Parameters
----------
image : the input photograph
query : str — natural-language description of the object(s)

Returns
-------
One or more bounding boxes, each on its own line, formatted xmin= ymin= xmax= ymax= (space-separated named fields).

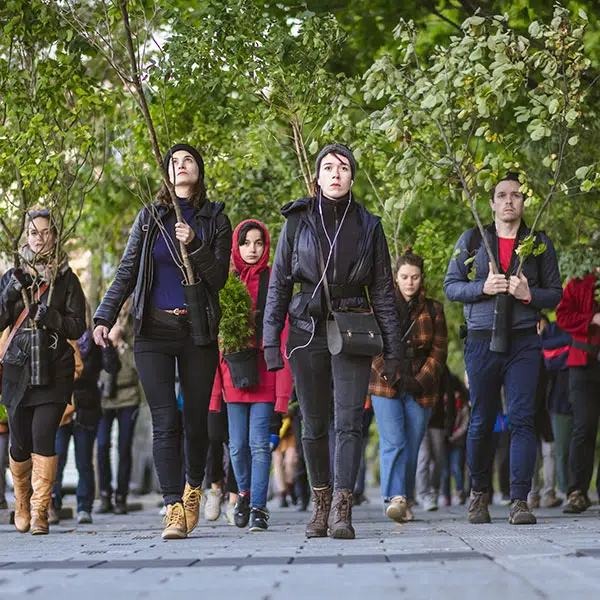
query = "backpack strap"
xmin=254 ymin=269 xmax=270 ymax=347
xmin=426 ymin=298 xmax=437 ymax=324
xmin=286 ymin=212 xmax=302 ymax=249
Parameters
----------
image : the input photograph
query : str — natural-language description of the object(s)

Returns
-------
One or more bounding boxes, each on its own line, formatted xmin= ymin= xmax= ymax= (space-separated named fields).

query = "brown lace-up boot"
xmin=305 ymin=486 xmax=332 ymax=538
xmin=30 ymin=454 xmax=59 ymax=535
xmin=9 ymin=456 xmax=33 ymax=533
xmin=329 ymin=489 xmax=355 ymax=540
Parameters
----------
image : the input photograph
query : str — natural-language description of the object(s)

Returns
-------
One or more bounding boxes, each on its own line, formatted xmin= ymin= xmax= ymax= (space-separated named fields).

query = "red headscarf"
xmin=231 ymin=220 xmax=270 ymax=309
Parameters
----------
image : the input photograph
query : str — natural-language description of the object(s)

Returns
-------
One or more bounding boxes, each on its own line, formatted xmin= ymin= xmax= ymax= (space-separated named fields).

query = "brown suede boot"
xmin=9 ymin=456 xmax=33 ymax=533
xmin=30 ymin=454 xmax=58 ymax=535
xmin=329 ymin=489 xmax=355 ymax=540
xmin=305 ymin=486 xmax=332 ymax=538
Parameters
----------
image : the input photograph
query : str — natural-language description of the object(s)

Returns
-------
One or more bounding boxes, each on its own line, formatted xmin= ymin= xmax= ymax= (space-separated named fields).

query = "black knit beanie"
xmin=315 ymin=143 xmax=356 ymax=179
xmin=163 ymin=144 xmax=205 ymax=181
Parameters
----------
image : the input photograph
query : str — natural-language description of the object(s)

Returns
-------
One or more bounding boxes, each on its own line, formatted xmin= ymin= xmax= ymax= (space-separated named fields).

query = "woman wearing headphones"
xmin=263 ymin=143 xmax=402 ymax=539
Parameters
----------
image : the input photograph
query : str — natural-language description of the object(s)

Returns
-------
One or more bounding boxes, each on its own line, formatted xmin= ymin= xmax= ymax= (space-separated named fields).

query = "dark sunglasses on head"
xmin=27 ymin=209 xmax=51 ymax=219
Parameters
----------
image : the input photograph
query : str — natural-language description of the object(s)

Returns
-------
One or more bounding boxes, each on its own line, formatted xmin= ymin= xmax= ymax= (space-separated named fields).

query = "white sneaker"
xmin=77 ymin=511 xmax=92 ymax=524
xmin=159 ymin=505 xmax=167 ymax=516
xmin=204 ymin=488 xmax=223 ymax=521
xmin=424 ymin=495 xmax=438 ymax=512
xmin=386 ymin=495 xmax=408 ymax=523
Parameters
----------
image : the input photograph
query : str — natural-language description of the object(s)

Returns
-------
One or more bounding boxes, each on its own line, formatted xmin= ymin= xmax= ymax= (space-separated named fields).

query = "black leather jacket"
xmin=263 ymin=196 xmax=402 ymax=359
xmin=0 ymin=266 xmax=86 ymax=407
xmin=94 ymin=201 xmax=232 ymax=337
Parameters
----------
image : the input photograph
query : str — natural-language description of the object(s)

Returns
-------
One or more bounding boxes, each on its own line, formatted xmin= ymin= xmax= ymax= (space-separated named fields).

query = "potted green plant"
xmin=218 ymin=273 xmax=260 ymax=389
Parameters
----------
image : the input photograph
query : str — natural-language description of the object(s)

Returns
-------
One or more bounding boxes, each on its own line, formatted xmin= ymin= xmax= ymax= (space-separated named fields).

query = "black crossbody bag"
xmin=315 ymin=244 xmax=383 ymax=357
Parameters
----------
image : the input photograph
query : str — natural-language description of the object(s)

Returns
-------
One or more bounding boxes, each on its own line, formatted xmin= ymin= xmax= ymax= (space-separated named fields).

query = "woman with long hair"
xmin=93 ymin=144 xmax=232 ymax=539
xmin=263 ymin=143 xmax=402 ymax=539
xmin=0 ymin=208 xmax=86 ymax=535
xmin=210 ymin=220 xmax=292 ymax=532
xmin=369 ymin=249 xmax=448 ymax=523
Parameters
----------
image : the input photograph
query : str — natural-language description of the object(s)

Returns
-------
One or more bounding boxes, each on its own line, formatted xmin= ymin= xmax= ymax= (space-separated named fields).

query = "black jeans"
xmin=204 ymin=406 xmax=237 ymax=494
xmin=135 ymin=310 xmax=218 ymax=505
xmin=8 ymin=403 xmax=66 ymax=462
xmin=568 ymin=363 xmax=600 ymax=495
xmin=288 ymin=329 xmax=372 ymax=491
xmin=97 ymin=406 xmax=139 ymax=498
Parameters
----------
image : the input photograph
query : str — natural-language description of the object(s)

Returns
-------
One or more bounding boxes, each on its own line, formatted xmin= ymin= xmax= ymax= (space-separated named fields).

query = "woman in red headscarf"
xmin=210 ymin=220 xmax=292 ymax=532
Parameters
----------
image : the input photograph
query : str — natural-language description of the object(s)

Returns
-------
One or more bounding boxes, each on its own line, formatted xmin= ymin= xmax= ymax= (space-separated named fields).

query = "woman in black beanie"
xmin=93 ymin=144 xmax=232 ymax=539
xmin=263 ymin=143 xmax=402 ymax=539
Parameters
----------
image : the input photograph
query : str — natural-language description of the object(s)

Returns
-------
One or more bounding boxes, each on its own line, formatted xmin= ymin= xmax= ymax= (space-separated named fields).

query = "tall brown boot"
xmin=9 ymin=456 xmax=33 ymax=533
xmin=30 ymin=454 xmax=58 ymax=535
xmin=329 ymin=489 xmax=355 ymax=540
xmin=305 ymin=486 xmax=332 ymax=538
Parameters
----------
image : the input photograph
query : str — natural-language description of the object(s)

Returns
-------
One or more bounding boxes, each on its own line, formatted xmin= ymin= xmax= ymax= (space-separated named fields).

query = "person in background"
xmin=556 ymin=267 xmax=600 ymax=514
xmin=97 ymin=306 xmax=140 ymax=515
xmin=540 ymin=318 xmax=572 ymax=501
xmin=53 ymin=309 xmax=120 ymax=525
xmin=441 ymin=371 xmax=469 ymax=506
xmin=272 ymin=411 xmax=298 ymax=508
xmin=528 ymin=314 xmax=562 ymax=509
xmin=417 ymin=366 xmax=456 ymax=511
xmin=202 ymin=406 xmax=238 ymax=524
xmin=370 ymin=249 xmax=448 ymax=524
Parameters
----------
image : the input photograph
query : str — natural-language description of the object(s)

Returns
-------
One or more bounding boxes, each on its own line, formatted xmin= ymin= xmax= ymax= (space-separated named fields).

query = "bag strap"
xmin=0 ymin=282 xmax=49 ymax=363
xmin=254 ymin=268 xmax=270 ymax=347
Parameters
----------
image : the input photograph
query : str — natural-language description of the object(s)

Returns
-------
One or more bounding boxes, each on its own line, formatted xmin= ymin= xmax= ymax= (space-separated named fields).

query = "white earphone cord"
xmin=285 ymin=189 xmax=352 ymax=359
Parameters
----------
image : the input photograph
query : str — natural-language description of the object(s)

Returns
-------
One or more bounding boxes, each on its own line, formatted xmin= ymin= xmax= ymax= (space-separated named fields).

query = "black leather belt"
xmin=300 ymin=283 xmax=365 ymax=299
xmin=467 ymin=326 xmax=537 ymax=340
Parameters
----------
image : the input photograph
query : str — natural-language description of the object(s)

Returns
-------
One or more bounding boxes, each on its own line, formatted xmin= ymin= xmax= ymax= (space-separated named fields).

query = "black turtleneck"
xmin=316 ymin=193 xmax=361 ymax=283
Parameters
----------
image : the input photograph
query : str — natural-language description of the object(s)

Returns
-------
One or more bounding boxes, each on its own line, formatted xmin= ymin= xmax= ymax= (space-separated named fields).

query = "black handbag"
xmin=316 ymin=237 xmax=383 ymax=357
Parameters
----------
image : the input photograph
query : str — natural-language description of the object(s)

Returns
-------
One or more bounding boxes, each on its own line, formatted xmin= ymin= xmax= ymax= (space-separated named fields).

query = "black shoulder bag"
xmin=316 ymin=244 xmax=383 ymax=357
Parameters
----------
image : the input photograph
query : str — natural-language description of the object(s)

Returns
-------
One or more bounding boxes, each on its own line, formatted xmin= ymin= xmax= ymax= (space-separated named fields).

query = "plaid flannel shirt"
xmin=369 ymin=291 xmax=448 ymax=408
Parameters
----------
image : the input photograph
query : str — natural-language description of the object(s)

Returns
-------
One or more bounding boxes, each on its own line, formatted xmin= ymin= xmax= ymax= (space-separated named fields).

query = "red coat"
xmin=210 ymin=219 xmax=293 ymax=414
xmin=556 ymin=273 xmax=599 ymax=367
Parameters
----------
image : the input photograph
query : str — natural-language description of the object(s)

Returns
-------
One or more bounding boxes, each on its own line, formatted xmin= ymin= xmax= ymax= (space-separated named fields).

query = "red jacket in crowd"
xmin=210 ymin=219 xmax=292 ymax=414
xmin=556 ymin=272 xmax=600 ymax=367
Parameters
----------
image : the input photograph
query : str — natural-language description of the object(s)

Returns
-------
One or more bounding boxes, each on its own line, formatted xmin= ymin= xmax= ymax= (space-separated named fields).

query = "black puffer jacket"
xmin=0 ymin=267 xmax=86 ymax=407
xmin=263 ymin=196 xmax=401 ymax=359
xmin=94 ymin=200 xmax=232 ymax=336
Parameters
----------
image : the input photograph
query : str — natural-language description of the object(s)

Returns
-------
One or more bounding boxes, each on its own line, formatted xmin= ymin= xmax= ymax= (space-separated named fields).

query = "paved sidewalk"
xmin=1 ymin=496 xmax=600 ymax=599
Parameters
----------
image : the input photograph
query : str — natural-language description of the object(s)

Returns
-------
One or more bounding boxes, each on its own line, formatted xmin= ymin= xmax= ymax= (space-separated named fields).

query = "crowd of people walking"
xmin=1 ymin=142 xmax=599 ymax=541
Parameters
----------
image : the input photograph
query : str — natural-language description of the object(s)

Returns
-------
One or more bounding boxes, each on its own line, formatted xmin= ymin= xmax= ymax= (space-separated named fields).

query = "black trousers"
xmin=568 ymin=363 xmax=600 ymax=495
xmin=204 ymin=406 xmax=237 ymax=494
xmin=8 ymin=402 xmax=66 ymax=461
xmin=135 ymin=310 xmax=218 ymax=506
xmin=288 ymin=330 xmax=372 ymax=491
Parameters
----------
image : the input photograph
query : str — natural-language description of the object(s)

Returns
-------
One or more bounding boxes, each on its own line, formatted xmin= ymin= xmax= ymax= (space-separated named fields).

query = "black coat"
xmin=93 ymin=201 xmax=232 ymax=336
xmin=73 ymin=333 xmax=121 ymax=429
xmin=0 ymin=266 xmax=86 ymax=408
xmin=263 ymin=196 xmax=402 ymax=359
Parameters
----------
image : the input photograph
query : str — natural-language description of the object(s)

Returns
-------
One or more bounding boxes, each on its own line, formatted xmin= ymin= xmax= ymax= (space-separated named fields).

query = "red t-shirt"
xmin=498 ymin=237 xmax=516 ymax=273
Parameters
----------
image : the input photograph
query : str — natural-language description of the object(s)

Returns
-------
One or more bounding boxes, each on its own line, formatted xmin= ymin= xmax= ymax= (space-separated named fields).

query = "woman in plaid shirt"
xmin=370 ymin=249 xmax=448 ymax=523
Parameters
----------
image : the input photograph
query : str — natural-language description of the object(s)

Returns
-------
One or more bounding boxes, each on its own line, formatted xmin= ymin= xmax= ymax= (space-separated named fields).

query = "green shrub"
xmin=218 ymin=273 xmax=255 ymax=354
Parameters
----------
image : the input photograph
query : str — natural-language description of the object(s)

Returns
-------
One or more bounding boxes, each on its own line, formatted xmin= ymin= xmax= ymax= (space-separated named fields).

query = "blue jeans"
xmin=371 ymin=393 xmax=431 ymax=501
xmin=227 ymin=402 xmax=273 ymax=509
xmin=442 ymin=445 xmax=465 ymax=497
xmin=465 ymin=334 xmax=541 ymax=500
xmin=97 ymin=406 xmax=139 ymax=497
xmin=53 ymin=422 xmax=97 ymax=513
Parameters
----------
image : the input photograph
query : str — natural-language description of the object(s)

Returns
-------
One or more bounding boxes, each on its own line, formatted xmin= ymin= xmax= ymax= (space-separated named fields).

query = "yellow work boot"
xmin=30 ymin=454 xmax=58 ymax=535
xmin=162 ymin=502 xmax=187 ymax=540
xmin=182 ymin=483 xmax=203 ymax=534
xmin=9 ymin=456 xmax=32 ymax=533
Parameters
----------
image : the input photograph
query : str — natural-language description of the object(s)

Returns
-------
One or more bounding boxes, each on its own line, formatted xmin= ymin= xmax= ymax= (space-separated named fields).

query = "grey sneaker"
xmin=508 ymin=500 xmax=537 ymax=525
xmin=77 ymin=511 xmax=93 ymax=524
xmin=467 ymin=490 xmax=491 ymax=524
xmin=204 ymin=488 xmax=223 ymax=522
